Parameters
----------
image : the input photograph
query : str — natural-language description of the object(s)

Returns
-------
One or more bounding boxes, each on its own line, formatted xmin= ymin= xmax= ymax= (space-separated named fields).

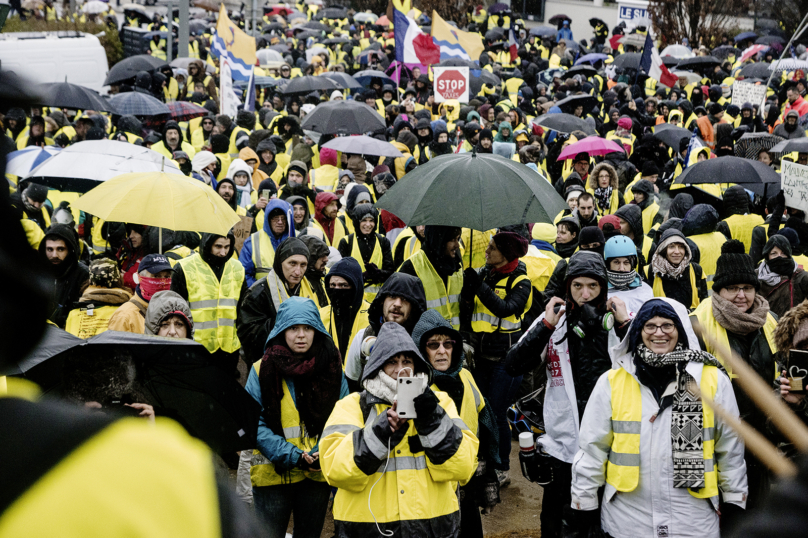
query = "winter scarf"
xmin=607 ymin=269 xmax=639 ymax=291
xmin=266 ymin=269 xmax=298 ymax=312
xmin=363 ymin=371 xmax=428 ymax=405
xmin=593 ymin=186 xmax=613 ymax=213
xmin=758 ymin=256 xmax=797 ymax=287
xmin=635 ymin=342 xmax=722 ymax=489
xmin=259 ymin=339 xmax=343 ymax=438
xmin=711 ymin=293 xmax=769 ymax=335
xmin=236 ymin=184 xmax=252 ymax=208
xmin=651 ymin=237 xmax=692 ymax=280
xmin=556 ymin=239 xmax=578 ymax=259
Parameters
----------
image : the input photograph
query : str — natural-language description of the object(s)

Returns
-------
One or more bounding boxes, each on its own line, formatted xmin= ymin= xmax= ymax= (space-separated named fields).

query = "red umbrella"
xmin=377 ymin=14 xmax=390 ymax=26
xmin=168 ymin=101 xmax=208 ymax=122
xmin=557 ymin=137 xmax=626 ymax=160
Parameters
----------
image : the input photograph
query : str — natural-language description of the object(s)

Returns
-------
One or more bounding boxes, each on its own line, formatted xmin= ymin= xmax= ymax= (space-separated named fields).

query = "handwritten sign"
xmin=782 ymin=160 xmax=808 ymax=214
xmin=732 ymin=81 xmax=767 ymax=109
xmin=232 ymin=216 xmax=254 ymax=254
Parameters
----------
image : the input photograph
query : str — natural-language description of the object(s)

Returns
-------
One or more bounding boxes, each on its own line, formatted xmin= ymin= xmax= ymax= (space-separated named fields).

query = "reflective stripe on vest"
xmin=606 ymin=366 xmax=719 ymax=498
xmin=692 ymin=297 xmax=778 ymax=379
xmin=350 ymin=233 xmax=383 ymax=304
xmin=250 ymin=368 xmax=324 ymax=487
xmin=179 ymin=254 xmax=244 ymax=353
xmin=251 ymin=230 xmax=276 ymax=280
xmin=470 ymin=273 xmax=531 ymax=333
xmin=310 ymin=166 xmax=338 ymax=192
xmin=652 ymin=264 xmax=700 ymax=309
xmin=409 ymin=250 xmax=462 ymax=329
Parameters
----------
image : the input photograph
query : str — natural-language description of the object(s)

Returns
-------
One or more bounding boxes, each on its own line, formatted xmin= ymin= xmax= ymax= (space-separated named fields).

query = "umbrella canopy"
xmin=354 ymin=12 xmax=378 ymax=22
xmin=302 ymin=20 xmax=331 ymax=31
xmin=320 ymin=71 xmax=363 ymax=89
xmin=654 ymin=123 xmax=695 ymax=148
xmin=554 ymin=94 xmax=597 ymax=115
xmin=82 ymin=0 xmax=108 ymax=14
xmin=770 ymin=138 xmax=808 ymax=154
xmin=735 ymin=132 xmax=784 ymax=159
xmin=323 ymin=135 xmax=402 ymax=157
xmin=561 ymin=64 xmax=596 ymax=79
xmin=674 ymin=156 xmax=780 ymax=187
xmin=37 ymin=81 xmax=115 ymax=113
xmin=170 ymin=57 xmax=216 ymax=74
xmin=770 ymin=59 xmax=808 ymax=73
xmin=167 ymin=101 xmax=208 ymax=122
xmin=738 ymin=62 xmax=771 ymax=78
xmin=188 ymin=19 xmax=210 ymax=35
xmin=661 ymin=44 xmax=693 ymax=58
xmin=575 ymin=53 xmax=607 ymax=65
xmin=735 ymin=31 xmax=758 ymax=43
xmin=256 ymin=48 xmax=285 ymax=63
xmin=485 ymin=28 xmax=505 ymax=41
xmin=561 ymin=39 xmax=585 ymax=52
xmin=712 ymin=45 xmax=741 ymax=60
xmin=589 ymin=17 xmax=606 ymax=27
xmin=548 ymin=14 xmax=571 ymax=24
xmin=611 ymin=52 xmax=641 ymax=70
xmin=619 ymin=34 xmax=647 ymax=49
xmin=670 ymin=70 xmax=703 ymax=84
xmin=375 ymin=152 xmax=567 ymax=230
xmin=676 ymin=55 xmax=720 ymax=71
xmin=74 ymin=171 xmax=240 ymax=236
xmin=5 ymin=146 xmax=61 ymax=177
xmin=25 ymin=140 xmax=183 ymax=193
xmin=376 ymin=14 xmax=390 ymax=26
xmin=757 ymin=35 xmax=785 ymax=45
xmin=109 ymin=91 xmax=170 ymax=117
xmin=104 ymin=55 xmax=167 ymax=86
xmin=279 ymin=75 xmax=338 ymax=95
xmin=558 ymin=137 xmax=625 ymax=160
xmin=353 ymin=69 xmax=395 ymax=87
xmin=529 ymin=26 xmax=557 ymax=38
xmin=469 ymin=69 xmax=501 ymax=94
xmin=488 ymin=3 xmax=510 ymax=13
xmin=262 ymin=21 xmax=287 ymax=32
xmin=319 ymin=6 xmax=348 ymax=19
xmin=662 ymin=56 xmax=680 ymax=67
xmin=300 ymin=100 xmax=386 ymax=135
xmin=534 ymin=113 xmax=597 ymax=135
xmin=739 ymin=44 xmax=767 ymax=63
xmin=438 ymin=58 xmax=478 ymax=67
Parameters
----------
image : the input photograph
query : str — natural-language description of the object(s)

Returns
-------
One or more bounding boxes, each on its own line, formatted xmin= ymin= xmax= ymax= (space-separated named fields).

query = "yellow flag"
xmin=431 ymin=10 xmax=484 ymax=62
xmin=212 ymin=4 xmax=256 ymax=80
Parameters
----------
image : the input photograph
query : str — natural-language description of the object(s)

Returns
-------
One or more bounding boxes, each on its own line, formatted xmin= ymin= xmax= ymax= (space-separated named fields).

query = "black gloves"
xmin=463 ymin=267 xmax=480 ymax=291
xmin=720 ymin=502 xmax=745 ymax=535
xmin=364 ymin=263 xmax=382 ymax=284
xmin=561 ymin=506 xmax=599 ymax=538
xmin=413 ymin=388 xmax=440 ymax=419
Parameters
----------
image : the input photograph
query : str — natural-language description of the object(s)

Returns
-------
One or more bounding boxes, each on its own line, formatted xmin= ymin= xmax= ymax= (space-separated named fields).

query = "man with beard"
xmin=39 ymin=224 xmax=89 ymax=327
xmin=215 ymin=177 xmax=248 ymax=217
xmin=774 ymin=110 xmax=806 ymax=139
xmin=298 ymin=235 xmax=331 ymax=308
xmin=398 ymin=226 xmax=464 ymax=330
xmin=475 ymin=128 xmax=494 ymax=153
xmin=414 ymin=118 xmax=433 ymax=164
xmin=278 ymin=160 xmax=317 ymax=211
xmin=11 ymin=182 xmax=52 ymax=231
xmin=574 ymin=193 xmax=599 ymax=228
xmin=429 ymin=122 xmax=455 ymax=157
xmin=313 ymin=192 xmax=348 ymax=248
xmin=151 ymin=121 xmax=196 ymax=160
xmin=16 ymin=116 xmax=53 ymax=149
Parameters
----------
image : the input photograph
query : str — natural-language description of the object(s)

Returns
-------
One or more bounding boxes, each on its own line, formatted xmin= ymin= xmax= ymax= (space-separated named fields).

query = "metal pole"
xmin=763 ymin=11 xmax=808 ymax=103
xmin=178 ymin=0 xmax=189 ymax=58
xmin=166 ymin=0 xmax=174 ymax=63
xmin=251 ymin=0 xmax=258 ymax=36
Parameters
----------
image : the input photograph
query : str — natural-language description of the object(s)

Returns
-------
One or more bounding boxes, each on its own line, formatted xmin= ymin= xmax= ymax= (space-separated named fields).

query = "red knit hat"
xmin=492 ymin=231 xmax=529 ymax=261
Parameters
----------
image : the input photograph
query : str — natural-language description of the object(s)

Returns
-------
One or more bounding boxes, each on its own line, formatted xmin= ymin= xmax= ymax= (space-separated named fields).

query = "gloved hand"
xmin=719 ymin=502 xmax=745 ymax=534
xmin=413 ymin=387 xmax=440 ymax=418
xmin=561 ymin=506 xmax=599 ymax=538
xmin=463 ymin=267 xmax=480 ymax=291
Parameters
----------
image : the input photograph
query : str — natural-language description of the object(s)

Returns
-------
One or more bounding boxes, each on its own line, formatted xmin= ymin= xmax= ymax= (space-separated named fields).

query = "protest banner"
xmin=782 ymin=160 xmax=808 ymax=214
xmin=732 ymin=81 xmax=767 ymax=109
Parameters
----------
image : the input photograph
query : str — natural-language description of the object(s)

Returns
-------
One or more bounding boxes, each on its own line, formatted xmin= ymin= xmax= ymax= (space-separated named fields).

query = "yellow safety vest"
xmin=652 ymin=264 xmax=700 ymax=309
xmin=320 ymin=301 xmax=371 ymax=359
xmin=432 ymin=368 xmax=484 ymax=437
xmin=150 ymin=39 xmax=167 ymax=60
xmin=606 ymin=366 xmax=719 ymax=499
xmin=186 ymin=75 xmax=214 ymax=97
xmin=606 ymin=132 xmax=634 ymax=156
xmin=250 ymin=230 xmax=277 ymax=280
xmin=165 ymin=245 xmax=195 ymax=266
xmin=641 ymin=203 xmax=660 ymax=235
xmin=90 ymin=216 xmax=108 ymax=255
xmin=164 ymin=77 xmax=179 ymax=102
xmin=722 ymin=214 xmax=764 ymax=253
xmin=688 ymin=232 xmax=728 ymax=282
xmin=471 ymin=273 xmax=532 ymax=333
xmin=349 ymin=233 xmax=383 ymax=303
xmin=310 ymin=165 xmax=339 ymax=192
xmin=228 ymin=126 xmax=251 ymax=158
xmin=249 ymin=363 xmax=325 ymax=487
xmin=409 ymin=250 xmax=463 ymax=329
xmin=179 ymin=254 xmax=244 ymax=354
xmin=189 ymin=40 xmax=200 ymax=59
xmin=585 ymin=186 xmax=620 ymax=215
xmin=64 ymin=304 xmax=120 ymax=338
xmin=692 ymin=297 xmax=778 ymax=379
xmin=461 ymin=228 xmax=496 ymax=270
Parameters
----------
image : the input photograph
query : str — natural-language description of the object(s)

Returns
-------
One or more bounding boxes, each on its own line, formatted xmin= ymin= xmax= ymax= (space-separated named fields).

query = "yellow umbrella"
xmin=73 ymin=172 xmax=240 ymax=251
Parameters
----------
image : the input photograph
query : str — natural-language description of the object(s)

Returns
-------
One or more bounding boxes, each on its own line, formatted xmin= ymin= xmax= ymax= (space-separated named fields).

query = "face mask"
xmin=138 ymin=276 xmax=171 ymax=301
xmin=768 ymin=256 xmax=795 ymax=276
xmin=180 ymin=162 xmax=193 ymax=176
xmin=327 ymin=287 xmax=354 ymax=308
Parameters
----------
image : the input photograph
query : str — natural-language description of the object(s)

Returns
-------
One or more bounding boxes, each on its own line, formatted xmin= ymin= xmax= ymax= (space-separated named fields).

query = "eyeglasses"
xmin=725 ymin=285 xmax=755 ymax=294
xmin=642 ymin=322 xmax=676 ymax=334
xmin=425 ymin=340 xmax=455 ymax=351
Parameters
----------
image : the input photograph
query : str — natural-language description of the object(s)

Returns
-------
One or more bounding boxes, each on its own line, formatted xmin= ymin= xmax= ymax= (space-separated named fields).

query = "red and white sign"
xmin=433 ymin=66 xmax=469 ymax=103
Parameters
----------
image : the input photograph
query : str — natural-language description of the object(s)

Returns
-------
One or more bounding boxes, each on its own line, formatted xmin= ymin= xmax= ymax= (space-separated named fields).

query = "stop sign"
xmin=435 ymin=67 xmax=468 ymax=102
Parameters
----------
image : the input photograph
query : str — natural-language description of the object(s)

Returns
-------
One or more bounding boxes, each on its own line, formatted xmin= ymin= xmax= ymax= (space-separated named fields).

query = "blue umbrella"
xmin=109 ymin=91 xmax=170 ymax=117
xmin=529 ymin=26 xmax=557 ymax=38
xmin=575 ymin=53 xmax=608 ymax=65
xmin=353 ymin=69 xmax=395 ymax=87
xmin=734 ymin=31 xmax=757 ymax=43
xmin=5 ymin=146 xmax=61 ymax=177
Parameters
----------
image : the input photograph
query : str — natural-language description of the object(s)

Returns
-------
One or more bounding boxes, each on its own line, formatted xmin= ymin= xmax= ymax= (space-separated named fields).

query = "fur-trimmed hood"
xmin=589 ymin=162 xmax=619 ymax=190
xmin=774 ymin=299 xmax=808 ymax=352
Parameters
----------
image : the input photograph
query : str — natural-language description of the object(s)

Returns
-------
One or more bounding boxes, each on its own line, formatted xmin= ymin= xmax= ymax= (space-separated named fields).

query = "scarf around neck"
xmin=651 ymin=238 xmax=691 ymax=280
xmin=607 ymin=269 xmax=640 ymax=291
xmin=593 ymin=186 xmax=613 ymax=212
xmin=711 ymin=293 xmax=769 ymax=336
xmin=363 ymin=371 xmax=428 ymax=405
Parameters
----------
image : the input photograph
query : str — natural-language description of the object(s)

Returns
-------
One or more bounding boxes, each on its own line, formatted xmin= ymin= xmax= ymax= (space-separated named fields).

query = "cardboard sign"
xmin=232 ymin=216 xmax=254 ymax=254
xmin=433 ymin=66 xmax=469 ymax=103
xmin=732 ymin=81 xmax=767 ymax=109
xmin=782 ymin=160 xmax=808 ymax=215
xmin=788 ymin=350 xmax=808 ymax=393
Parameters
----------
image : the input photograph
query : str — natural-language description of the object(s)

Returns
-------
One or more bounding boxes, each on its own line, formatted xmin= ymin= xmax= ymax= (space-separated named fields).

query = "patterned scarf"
xmin=593 ymin=186 xmax=613 ymax=213
xmin=607 ymin=269 xmax=639 ymax=291
xmin=635 ymin=342 xmax=722 ymax=489
xmin=651 ymin=236 xmax=691 ymax=280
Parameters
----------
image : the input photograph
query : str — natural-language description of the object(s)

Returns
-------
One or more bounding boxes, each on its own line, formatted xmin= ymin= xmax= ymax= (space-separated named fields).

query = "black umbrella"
xmin=321 ymin=71 xmax=363 ymax=89
xmin=655 ymin=123 xmax=695 ymax=148
xmin=295 ymin=30 xmax=322 ymax=40
xmin=300 ymin=99 xmax=386 ymax=135
xmin=104 ymin=54 xmax=168 ymax=86
xmin=188 ymin=19 xmax=210 ymax=35
xmin=268 ymin=43 xmax=291 ymax=52
xmin=353 ymin=69 xmax=395 ymax=87
xmin=589 ymin=17 xmax=606 ymax=27
xmin=485 ymin=28 xmax=505 ymax=41
xmin=555 ymin=94 xmax=597 ymax=115
xmin=738 ymin=62 xmax=772 ymax=79
xmin=661 ymin=56 xmax=680 ymax=67
xmin=534 ymin=113 xmax=597 ymax=135
xmin=322 ymin=36 xmax=349 ymax=45
xmin=712 ymin=45 xmax=741 ymax=60
xmin=302 ymin=20 xmax=331 ymax=31
xmin=756 ymin=35 xmax=785 ymax=45
xmin=438 ymin=58 xmax=478 ymax=67
xmin=318 ymin=6 xmax=347 ymax=19
xmin=676 ymin=55 xmax=721 ymax=71
xmin=488 ymin=3 xmax=510 ymax=13
xmin=263 ymin=22 xmax=286 ymax=32
xmin=770 ymin=138 xmax=808 ymax=155
xmin=735 ymin=132 xmax=784 ymax=159
xmin=548 ymin=14 xmax=571 ymax=24
xmin=278 ymin=75 xmax=339 ymax=95
xmin=37 ymin=82 xmax=116 ymax=113
xmin=2 ymin=327 xmax=261 ymax=454
xmin=674 ymin=156 xmax=780 ymax=188
xmin=529 ymin=26 xmax=557 ymax=38
xmin=469 ymin=69 xmax=501 ymax=94
xmin=561 ymin=64 xmax=597 ymax=79
xmin=611 ymin=52 xmax=641 ymax=70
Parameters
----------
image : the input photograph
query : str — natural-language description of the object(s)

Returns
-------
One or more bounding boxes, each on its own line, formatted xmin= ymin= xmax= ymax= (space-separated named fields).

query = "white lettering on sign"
xmin=782 ymin=160 xmax=808 ymax=215
xmin=432 ymin=66 xmax=469 ymax=104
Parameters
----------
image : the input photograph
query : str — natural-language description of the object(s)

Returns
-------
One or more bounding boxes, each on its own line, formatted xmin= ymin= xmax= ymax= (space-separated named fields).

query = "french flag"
xmin=508 ymin=27 xmax=518 ymax=63
xmin=639 ymin=34 xmax=677 ymax=88
xmin=394 ymin=8 xmax=440 ymax=65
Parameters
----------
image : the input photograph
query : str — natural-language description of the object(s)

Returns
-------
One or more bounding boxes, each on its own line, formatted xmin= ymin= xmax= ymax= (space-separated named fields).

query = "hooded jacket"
xmin=188 ymin=59 xmax=217 ymax=98
xmin=429 ymin=121 xmax=454 ymax=157
xmin=143 ymin=290 xmax=195 ymax=338
xmin=286 ymin=195 xmax=312 ymax=233
xmin=758 ymin=235 xmax=808 ymax=317
xmin=774 ymin=110 xmax=808 ymax=140
xmin=647 ymin=228 xmax=708 ymax=309
xmin=40 ymin=224 xmax=89 ymax=327
xmin=238 ymin=146 xmax=270 ymax=189
xmin=255 ymin=137 xmax=280 ymax=179
xmin=321 ymin=257 xmax=368 ymax=358
xmin=225 ymin=159 xmax=255 ymax=208
xmin=238 ymin=199 xmax=296 ymax=287
xmin=338 ymin=205 xmax=394 ymax=285
xmin=614 ymin=203 xmax=645 ymax=253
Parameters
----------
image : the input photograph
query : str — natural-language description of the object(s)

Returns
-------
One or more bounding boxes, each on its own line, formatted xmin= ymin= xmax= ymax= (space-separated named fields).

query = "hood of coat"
xmin=286 ymin=195 xmax=312 ymax=232
xmin=315 ymin=191 xmax=340 ymax=221
xmin=630 ymin=179 xmax=655 ymax=207
xmin=266 ymin=295 xmax=330 ymax=350
xmin=682 ymin=203 xmax=719 ymax=237
xmin=774 ymin=298 xmax=808 ymax=352
xmin=346 ymin=184 xmax=373 ymax=216
xmin=226 ymin=158 xmax=254 ymax=182
xmin=367 ymin=272 xmax=427 ymax=335
xmin=162 ymin=120 xmax=185 ymax=144
xmin=668 ymin=193 xmax=694 ymax=220
xmin=263 ymin=198 xmax=295 ymax=241
xmin=238 ymin=147 xmax=261 ymax=170
xmin=361 ymin=321 xmax=431 ymax=384
xmin=256 ymin=137 xmax=277 ymax=156
xmin=350 ymin=203 xmax=379 ymax=236
xmin=565 ymin=250 xmax=608 ymax=304
xmin=722 ymin=185 xmax=749 ymax=217
xmin=39 ymin=223 xmax=80 ymax=271
xmin=589 ymin=162 xmax=619 ymax=190
xmin=325 ymin=256 xmax=364 ymax=311
xmin=411 ymin=309 xmax=463 ymax=375
xmin=199 ymin=230 xmax=236 ymax=267
xmin=188 ymin=59 xmax=207 ymax=81
xmin=144 ymin=290 xmax=195 ymax=338
xmin=615 ymin=203 xmax=643 ymax=240
xmin=117 ymin=115 xmax=143 ymax=137
xmin=271 ymin=236 xmax=309 ymax=282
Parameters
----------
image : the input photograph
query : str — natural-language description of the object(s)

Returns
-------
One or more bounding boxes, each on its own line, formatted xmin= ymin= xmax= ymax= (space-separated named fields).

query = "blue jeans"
xmin=473 ymin=357 xmax=523 ymax=471
xmin=253 ymin=479 xmax=332 ymax=538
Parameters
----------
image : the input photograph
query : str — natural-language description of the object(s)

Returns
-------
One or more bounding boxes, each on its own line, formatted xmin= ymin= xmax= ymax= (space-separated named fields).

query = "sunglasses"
xmin=425 ymin=340 xmax=455 ymax=351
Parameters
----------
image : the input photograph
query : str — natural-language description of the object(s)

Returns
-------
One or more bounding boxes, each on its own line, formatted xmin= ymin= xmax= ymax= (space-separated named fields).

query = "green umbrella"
xmin=374 ymin=152 xmax=567 ymax=231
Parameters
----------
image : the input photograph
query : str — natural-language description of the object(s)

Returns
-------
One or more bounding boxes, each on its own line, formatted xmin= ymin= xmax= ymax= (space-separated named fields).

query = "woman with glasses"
xmin=412 ymin=309 xmax=501 ymax=538
xmin=568 ymin=298 xmax=747 ymax=538
xmin=690 ymin=239 xmax=778 ymax=510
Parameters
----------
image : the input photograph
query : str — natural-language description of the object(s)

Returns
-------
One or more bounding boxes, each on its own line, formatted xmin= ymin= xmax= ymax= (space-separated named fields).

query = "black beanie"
xmin=712 ymin=239 xmax=759 ymax=292
xmin=578 ymin=226 xmax=605 ymax=247
xmin=641 ymin=161 xmax=659 ymax=176
xmin=210 ymin=134 xmax=230 ymax=154
xmin=24 ymin=182 xmax=49 ymax=203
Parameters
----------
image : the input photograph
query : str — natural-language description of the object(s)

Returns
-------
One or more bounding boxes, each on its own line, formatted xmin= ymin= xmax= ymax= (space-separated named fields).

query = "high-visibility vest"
xmin=722 ymin=214 xmax=764 ymax=253
xmin=189 ymin=40 xmax=200 ymax=59
xmin=320 ymin=301 xmax=370 ymax=358
xmin=605 ymin=366 xmax=719 ymax=499
xmin=228 ymin=126 xmax=251 ymax=158
xmin=585 ymin=186 xmax=620 ymax=215
xmin=179 ymin=254 xmax=244 ymax=354
xmin=348 ymin=233 xmax=383 ymax=303
xmin=431 ymin=368 xmax=484 ymax=437
xmin=692 ymin=297 xmax=778 ymax=379
xmin=186 ymin=75 xmax=213 ymax=97
xmin=606 ymin=132 xmax=634 ymax=156
xmin=164 ymin=77 xmax=179 ymax=102
xmin=90 ymin=217 xmax=108 ymax=255
xmin=313 ymin=215 xmax=348 ymax=248
xmin=460 ymin=228 xmax=495 ymax=270
xmin=150 ymin=39 xmax=167 ymax=60
xmin=470 ymin=272 xmax=532 ymax=333
xmin=64 ymin=304 xmax=120 ymax=338
xmin=23 ymin=206 xmax=51 ymax=229
xmin=250 ymin=230 xmax=277 ymax=281
xmin=688 ymin=232 xmax=728 ymax=282
xmin=409 ymin=250 xmax=463 ymax=329
xmin=310 ymin=165 xmax=339 ymax=192
xmin=249 ymin=362 xmax=325 ymax=487
xmin=165 ymin=245 xmax=195 ymax=266
xmin=651 ymin=264 xmax=700 ymax=309
xmin=641 ymin=202 xmax=660 ymax=234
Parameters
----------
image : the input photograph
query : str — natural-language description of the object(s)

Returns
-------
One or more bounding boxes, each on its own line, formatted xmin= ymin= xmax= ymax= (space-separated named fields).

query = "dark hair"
xmin=557 ymin=222 xmax=576 ymax=236
xmin=578 ymin=192 xmax=595 ymax=204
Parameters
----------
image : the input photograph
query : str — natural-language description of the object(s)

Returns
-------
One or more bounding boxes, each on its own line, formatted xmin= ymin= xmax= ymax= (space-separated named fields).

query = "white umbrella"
xmin=323 ymin=135 xmax=403 ymax=157
xmin=82 ymin=0 xmax=109 ymax=14
xmin=354 ymin=12 xmax=378 ymax=23
xmin=5 ymin=146 xmax=61 ymax=177
xmin=661 ymin=44 xmax=693 ymax=59
xmin=26 ymin=140 xmax=182 ymax=193
xmin=256 ymin=48 xmax=285 ymax=64
xmin=671 ymin=70 xmax=702 ymax=84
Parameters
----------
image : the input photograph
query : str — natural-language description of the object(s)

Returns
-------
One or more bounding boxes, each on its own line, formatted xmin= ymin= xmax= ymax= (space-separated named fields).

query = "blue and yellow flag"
xmin=431 ymin=10 xmax=484 ymax=62
xmin=210 ymin=4 xmax=256 ymax=81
